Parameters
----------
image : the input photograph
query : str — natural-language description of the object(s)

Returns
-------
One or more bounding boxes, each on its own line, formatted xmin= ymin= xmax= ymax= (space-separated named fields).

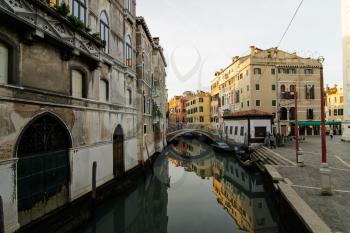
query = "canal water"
xmin=76 ymin=137 xmax=281 ymax=233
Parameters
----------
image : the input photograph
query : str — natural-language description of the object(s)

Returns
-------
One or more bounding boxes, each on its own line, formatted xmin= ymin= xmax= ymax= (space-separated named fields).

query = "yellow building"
xmin=210 ymin=73 xmax=221 ymax=129
xmin=326 ymin=85 xmax=344 ymax=134
xmin=186 ymin=91 xmax=211 ymax=128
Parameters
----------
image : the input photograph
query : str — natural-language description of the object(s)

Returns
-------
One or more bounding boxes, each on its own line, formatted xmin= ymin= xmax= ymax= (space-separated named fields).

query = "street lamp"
xmin=318 ymin=56 xmax=332 ymax=195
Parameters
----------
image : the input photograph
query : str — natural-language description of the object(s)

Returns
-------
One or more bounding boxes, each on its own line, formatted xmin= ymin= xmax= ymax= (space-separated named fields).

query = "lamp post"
xmin=318 ymin=56 xmax=332 ymax=195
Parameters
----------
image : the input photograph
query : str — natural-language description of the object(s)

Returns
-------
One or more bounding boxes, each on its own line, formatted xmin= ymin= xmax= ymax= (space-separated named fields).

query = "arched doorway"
xmin=113 ymin=125 xmax=125 ymax=176
xmin=16 ymin=113 xmax=71 ymax=226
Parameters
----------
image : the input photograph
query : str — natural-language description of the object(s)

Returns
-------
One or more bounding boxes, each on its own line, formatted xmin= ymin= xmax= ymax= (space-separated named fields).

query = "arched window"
xmin=281 ymin=85 xmax=286 ymax=92
xmin=126 ymin=35 xmax=132 ymax=67
xmin=0 ymin=41 xmax=8 ymax=84
xmin=279 ymin=107 xmax=288 ymax=121
xmin=99 ymin=79 xmax=109 ymax=102
xmin=290 ymin=84 xmax=296 ymax=93
xmin=100 ymin=11 xmax=109 ymax=53
xmin=72 ymin=0 xmax=86 ymax=24
xmin=289 ymin=107 xmax=295 ymax=121
xmin=71 ymin=69 xmax=86 ymax=98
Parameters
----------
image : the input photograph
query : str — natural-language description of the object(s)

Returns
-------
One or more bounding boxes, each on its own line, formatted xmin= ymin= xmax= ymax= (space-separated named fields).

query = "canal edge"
xmin=262 ymin=164 xmax=332 ymax=233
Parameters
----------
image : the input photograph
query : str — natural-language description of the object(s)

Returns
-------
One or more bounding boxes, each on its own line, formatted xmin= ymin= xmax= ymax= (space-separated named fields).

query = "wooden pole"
xmin=92 ymin=162 xmax=97 ymax=202
xmin=295 ymin=91 xmax=299 ymax=163
xmin=0 ymin=195 xmax=4 ymax=233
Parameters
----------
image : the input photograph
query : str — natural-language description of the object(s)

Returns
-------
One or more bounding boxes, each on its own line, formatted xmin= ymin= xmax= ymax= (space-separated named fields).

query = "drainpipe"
xmin=0 ymin=195 xmax=4 ymax=233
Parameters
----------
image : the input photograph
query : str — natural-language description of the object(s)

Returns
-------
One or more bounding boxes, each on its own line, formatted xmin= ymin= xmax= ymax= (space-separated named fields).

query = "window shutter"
xmin=0 ymin=42 xmax=9 ymax=84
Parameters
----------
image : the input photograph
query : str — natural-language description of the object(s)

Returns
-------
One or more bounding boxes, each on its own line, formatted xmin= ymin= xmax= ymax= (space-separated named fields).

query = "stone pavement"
xmin=272 ymin=136 xmax=350 ymax=233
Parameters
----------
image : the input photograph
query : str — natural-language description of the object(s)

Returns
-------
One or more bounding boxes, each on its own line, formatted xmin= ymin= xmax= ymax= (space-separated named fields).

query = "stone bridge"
xmin=166 ymin=128 xmax=219 ymax=142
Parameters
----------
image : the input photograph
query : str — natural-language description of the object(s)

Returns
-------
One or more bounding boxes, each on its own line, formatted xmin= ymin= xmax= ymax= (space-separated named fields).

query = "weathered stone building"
xmin=0 ymin=0 xmax=167 ymax=232
xmin=136 ymin=17 xmax=167 ymax=162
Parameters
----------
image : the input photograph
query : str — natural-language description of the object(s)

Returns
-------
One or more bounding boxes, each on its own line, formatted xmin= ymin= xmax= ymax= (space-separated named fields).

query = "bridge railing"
xmin=167 ymin=123 xmax=220 ymax=136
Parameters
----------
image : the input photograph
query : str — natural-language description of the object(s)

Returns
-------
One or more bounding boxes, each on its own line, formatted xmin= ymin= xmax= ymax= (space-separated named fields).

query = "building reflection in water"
xmin=78 ymin=137 xmax=277 ymax=233
xmin=77 ymin=155 xmax=170 ymax=233
xmin=169 ymin=137 xmax=277 ymax=233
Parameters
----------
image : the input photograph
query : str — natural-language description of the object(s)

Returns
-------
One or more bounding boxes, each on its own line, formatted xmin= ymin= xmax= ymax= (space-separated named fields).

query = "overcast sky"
xmin=137 ymin=0 xmax=343 ymax=99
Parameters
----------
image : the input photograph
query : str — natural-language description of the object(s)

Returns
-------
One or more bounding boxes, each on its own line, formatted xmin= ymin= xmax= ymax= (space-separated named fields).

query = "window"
xmin=144 ymin=125 xmax=147 ymax=134
xmin=0 ymin=41 xmax=8 ymax=84
xmin=225 ymin=126 xmax=228 ymax=134
xmin=305 ymin=85 xmax=315 ymax=99
xmin=239 ymin=73 xmax=243 ymax=79
xmin=126 ymin=35 xmax=133 ymax=67
xmin=271 ymin=68 xmax=276 ymax=75
xmin=199 ymin=98 xmax=203 ymax=102
xmin=234 ymin=126 xmax=238 ymax=135
xmin=71 ymin=70 xmax=86 ymax=98
xmin=127 ymin=89 xmax=132 ymax=105
xmin=241 ymin=102 xmax=244 ymax=108
xmin=281 ymin=85 xmax=286 ymax=92
xmin=272 ymin=84 xmax=276 ymax=91
xmin=272 ymin=100 xmax=277 ymax=106
xmin=256 ymin=100 xmax=261 ymax=107
xmin=254 ymin=68 xmax=261 ymax=75
xmin=329 ymin=109 xmax=332 ymax=116
xmin=99 ymin=79 xmax=109 ymax=102
xmin=255 ymin=84 xmax=260 ymax=91
xmin=340 ymin=96 xmax=344 ymax=103
xmin=100 ymin=11 xmax=109 ymax=53
xmin=255 ymin=127 xmax=267 ymax=138
xmin=240 ymin=127 xmax=244 ymax=136
xmin=307 ymin=109 xmax=314 ymax=120
xmin=199 ymin=106 xmax=204 ymax=112
xmin=304 ymin=69 xmax=313 ymax=75
xmin=247 ymin=101 xmax=250 ymax=107
xmin=72 ymin=0 xmax=86 ymax=24
xmin=230 ymin=126 xmax=233 ymax=135
xmin=126 ymin=0 xmax=132 ymax=12
xmin=339 ymin=109 xmax=344 ymax=116
xmin=334 ymin=109 xmax=338 ymax=116
xmin=290 ymin=85 xmax=296 ymax=93
xmin=235 ymin=91 xmax=240 ymax=103
xmin=200 ymin=116 xmax=204 ymax=122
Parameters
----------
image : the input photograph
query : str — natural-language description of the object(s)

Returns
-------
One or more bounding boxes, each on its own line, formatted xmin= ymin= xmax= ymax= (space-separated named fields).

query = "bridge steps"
xmin=251 ymin=147 xmax=296 ymax=170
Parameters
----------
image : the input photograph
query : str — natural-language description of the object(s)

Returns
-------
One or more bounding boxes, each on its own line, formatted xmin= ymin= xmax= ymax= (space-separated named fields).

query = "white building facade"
xmin=342 ymin=0 xmax=350 ymax=141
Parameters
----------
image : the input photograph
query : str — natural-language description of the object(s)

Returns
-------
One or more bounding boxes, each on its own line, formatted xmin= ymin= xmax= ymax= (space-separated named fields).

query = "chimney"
xmin=153 ymin=37 xmax=160 ymax=46
xmin=232 ymin=56 xmax=239 ymax=63
xmin=250 ymin=46 xmax=256 ymax=55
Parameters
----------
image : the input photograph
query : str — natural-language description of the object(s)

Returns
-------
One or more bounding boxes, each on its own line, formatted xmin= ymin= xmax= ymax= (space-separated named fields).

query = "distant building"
xmin=326 ymin=85 xmax=344 ymax=134
xmin=211 ymin=46 xmax=322 ymax=136
xmin=186 ymin=91 xmax=211 ymax=128
xmin=210 ymin=73 xmax=221 ymax=129
xmin=168 ymin=92 xmax=193 ymax=126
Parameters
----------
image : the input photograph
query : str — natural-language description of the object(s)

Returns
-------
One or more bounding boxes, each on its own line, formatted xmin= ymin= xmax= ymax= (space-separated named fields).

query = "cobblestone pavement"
xmin=273 ymin=136 xmax=350 ymax=233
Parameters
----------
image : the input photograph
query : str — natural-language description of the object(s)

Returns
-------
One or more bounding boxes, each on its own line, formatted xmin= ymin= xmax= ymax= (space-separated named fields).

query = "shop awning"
xmin=290 ymin=121 xmax=342 ymax=126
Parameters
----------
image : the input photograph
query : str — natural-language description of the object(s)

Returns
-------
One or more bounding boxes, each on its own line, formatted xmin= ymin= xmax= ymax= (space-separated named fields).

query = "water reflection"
xmin=76 ymin=137 xmax=279 ymax=233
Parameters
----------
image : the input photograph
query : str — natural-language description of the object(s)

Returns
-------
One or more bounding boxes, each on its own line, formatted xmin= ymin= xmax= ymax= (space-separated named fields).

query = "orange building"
xmin=168 ymin=92 xmax=193 ymax=126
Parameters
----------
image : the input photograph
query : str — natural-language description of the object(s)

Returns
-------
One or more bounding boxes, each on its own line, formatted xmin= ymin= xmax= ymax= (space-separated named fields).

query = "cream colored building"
xmin=186 ymin=91 xmax=211 ymax=128
xmin=342 ymin=0 xmax=350 ymax=141
xmin=211 ymin=46 xmax=322 ymax=136
xmin=210 ymin=73 xmax=221 ymax=129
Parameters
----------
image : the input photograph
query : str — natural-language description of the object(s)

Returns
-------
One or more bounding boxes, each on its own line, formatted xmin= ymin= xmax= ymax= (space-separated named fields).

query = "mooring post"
xmin=0 ymin=195 xmax=4 ymax=233
xmin=92 ymin=162 xmax=97 ymax=203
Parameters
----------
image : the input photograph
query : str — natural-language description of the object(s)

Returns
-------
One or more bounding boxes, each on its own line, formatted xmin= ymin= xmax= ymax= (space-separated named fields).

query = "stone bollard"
xmin=0 ymin=195 xmax=4 ymax=233
xmin=297 ymin=148 xmax=305 ymax=167
xmin=320 ymin=163 xmax=332 ymax=195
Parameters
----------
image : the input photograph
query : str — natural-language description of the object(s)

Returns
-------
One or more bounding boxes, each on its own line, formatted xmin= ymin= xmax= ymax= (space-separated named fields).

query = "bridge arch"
xmin=167 ymin=129 xmax=217 ymax=142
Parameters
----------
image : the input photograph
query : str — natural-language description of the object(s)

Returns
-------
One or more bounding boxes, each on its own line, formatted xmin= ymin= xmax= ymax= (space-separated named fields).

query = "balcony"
xmin=281 ymin=92 xmax=295 ymax=100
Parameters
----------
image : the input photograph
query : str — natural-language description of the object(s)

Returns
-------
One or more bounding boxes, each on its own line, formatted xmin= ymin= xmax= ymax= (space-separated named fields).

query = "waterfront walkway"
xmin=272 ymin=136 xmax=350 ymax=233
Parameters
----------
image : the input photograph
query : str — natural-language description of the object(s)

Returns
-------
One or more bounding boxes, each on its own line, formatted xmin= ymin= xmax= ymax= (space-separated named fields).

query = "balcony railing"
xmin=281 ymin=92 xmax=295 ymax=100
